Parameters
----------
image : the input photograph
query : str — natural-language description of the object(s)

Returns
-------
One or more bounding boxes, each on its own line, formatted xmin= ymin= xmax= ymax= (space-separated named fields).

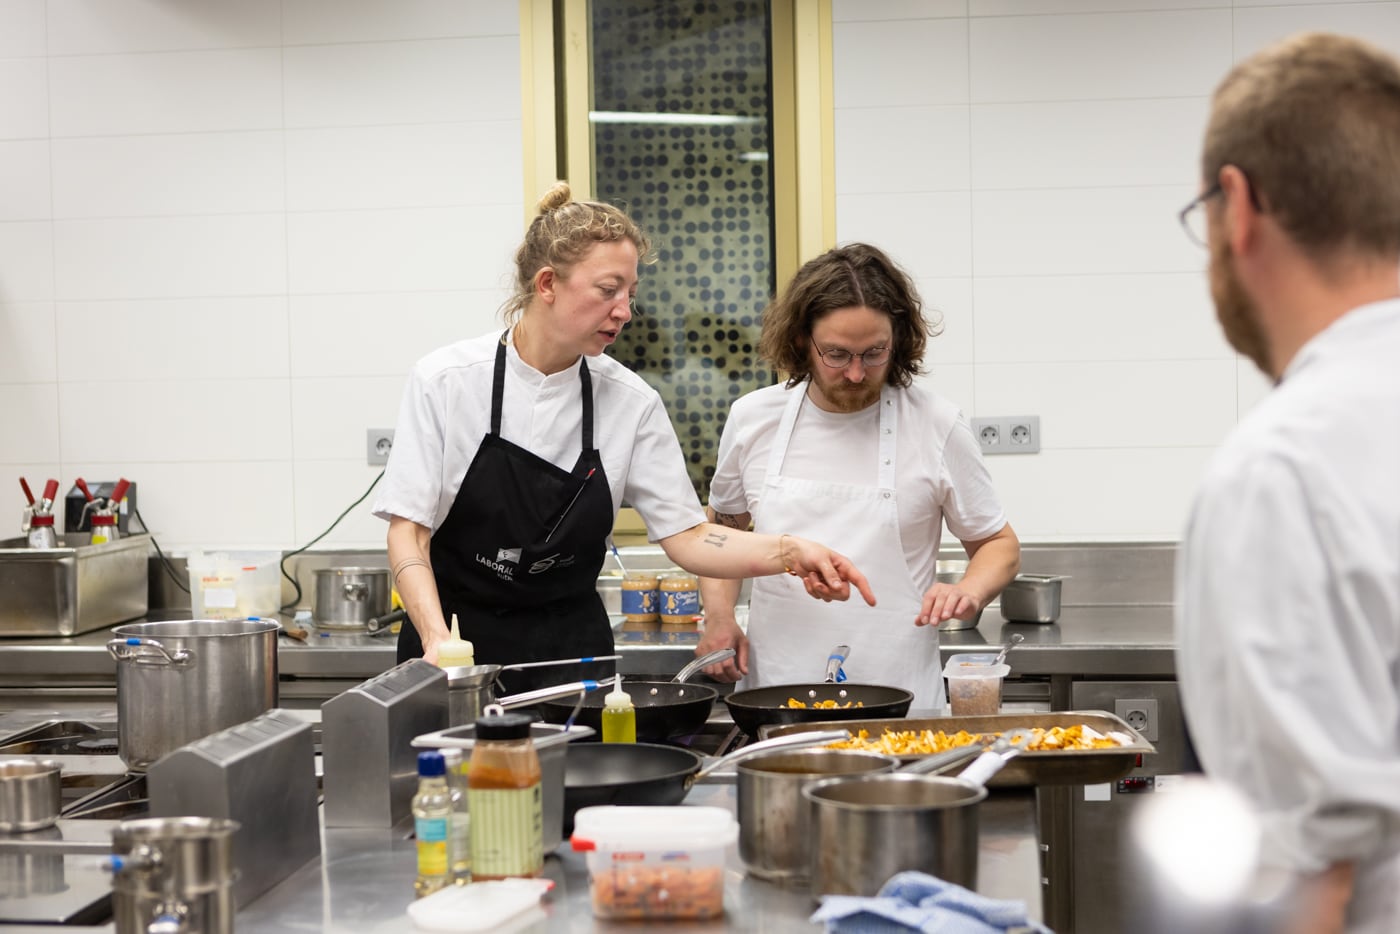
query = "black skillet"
xmin=534 ymin=648 xmax=735 ymax=742
xmin=722 ymin=682 xmax=914 ymax=738
xmin=536 ymin=681 xmax=718 ymax=743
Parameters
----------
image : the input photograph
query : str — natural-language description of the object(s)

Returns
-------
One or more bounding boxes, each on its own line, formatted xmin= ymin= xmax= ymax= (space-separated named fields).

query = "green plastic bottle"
xmin=600 ymin=686 xmax=636 ymax=743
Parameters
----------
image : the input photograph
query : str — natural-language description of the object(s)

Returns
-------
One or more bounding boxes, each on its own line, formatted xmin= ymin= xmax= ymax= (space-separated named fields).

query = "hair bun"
xmin=537 ymin=181 xmax=573 ymax=214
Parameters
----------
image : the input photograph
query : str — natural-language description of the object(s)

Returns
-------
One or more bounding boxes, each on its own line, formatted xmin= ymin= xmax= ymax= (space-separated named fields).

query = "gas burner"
xmin=0 ymin=720 xmax=119 ymax=757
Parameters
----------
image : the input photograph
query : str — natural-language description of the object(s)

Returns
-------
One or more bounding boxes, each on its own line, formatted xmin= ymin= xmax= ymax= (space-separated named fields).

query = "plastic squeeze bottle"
xmin=600 ymin=685 xmax=637 ymax=743
xmin=437 ymin=613 xmax=475 ymax=668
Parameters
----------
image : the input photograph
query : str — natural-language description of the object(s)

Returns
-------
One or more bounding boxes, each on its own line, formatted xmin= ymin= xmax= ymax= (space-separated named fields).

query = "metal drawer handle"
xmin=107 ymin=637 xmax=193 ymax=667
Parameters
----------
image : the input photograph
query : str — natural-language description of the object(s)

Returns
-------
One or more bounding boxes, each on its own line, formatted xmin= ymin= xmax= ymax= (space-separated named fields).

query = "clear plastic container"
xmin=570 ymin=806 xmax=736 ymax=921
xmin=187 ymin=551 xmax=282 ymax=620
xmin=943 ymin=655 xmax=1010 ymax=717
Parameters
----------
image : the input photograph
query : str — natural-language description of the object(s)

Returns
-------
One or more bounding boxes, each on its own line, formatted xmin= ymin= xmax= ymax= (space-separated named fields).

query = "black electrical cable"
xmin=279 ymin=469 xmax=385 ymax=611
xmin=130 ymin=505 xmax=190 ymax=593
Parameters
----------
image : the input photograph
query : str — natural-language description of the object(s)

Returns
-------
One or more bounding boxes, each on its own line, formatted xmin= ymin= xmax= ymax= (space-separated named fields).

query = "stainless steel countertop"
xmin=0 ymin=605 xmax=1176 ymax=682
xmin=237 ymin=783 xmax=1042 ymax=933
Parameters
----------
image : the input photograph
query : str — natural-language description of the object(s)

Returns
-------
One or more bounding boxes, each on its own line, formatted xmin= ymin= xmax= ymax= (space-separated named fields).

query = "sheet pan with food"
xmin=757 ymin=710 xmax=1155 ymax=787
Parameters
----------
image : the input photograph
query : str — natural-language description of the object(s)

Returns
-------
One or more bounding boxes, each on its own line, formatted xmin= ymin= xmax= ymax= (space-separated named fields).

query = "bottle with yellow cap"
xmin=600 ymin=685 xmax=636 ymax=743
xmin=437 ymin=613 xmax=476 ymax=668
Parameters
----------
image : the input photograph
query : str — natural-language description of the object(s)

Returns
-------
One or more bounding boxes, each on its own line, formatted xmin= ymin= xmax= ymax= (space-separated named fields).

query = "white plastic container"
xmin=943 ymin=654 xmax=1011 ymax=717
xmin=570 ymin=806 xmax=736 ymax=921
xmin=187 ymin=551 xmax=282 ymax=620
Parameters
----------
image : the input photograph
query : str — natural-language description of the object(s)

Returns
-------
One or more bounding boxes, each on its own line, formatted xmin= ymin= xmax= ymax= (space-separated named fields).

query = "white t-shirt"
xmin=708 ymin=380 xmax=1007 ymax=587
xmin=1175 ymin=299 xmax=1400 ymax=933
xmin=373 ymin=331 xmax=706 ymax=540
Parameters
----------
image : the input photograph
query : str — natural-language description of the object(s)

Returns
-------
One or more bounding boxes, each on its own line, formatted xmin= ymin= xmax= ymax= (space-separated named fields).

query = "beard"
xmin=1210 ymin=235 xmax=1272 ymax=377
xmin=809 ymin=375 xmax=882 ymax=413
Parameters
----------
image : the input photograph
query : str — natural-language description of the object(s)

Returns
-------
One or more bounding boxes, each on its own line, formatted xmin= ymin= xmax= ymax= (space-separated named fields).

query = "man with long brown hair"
xmin=693 ymin=243 xmax=1019 ymax=709
xmin=1175 ymin=33 xmax=1400 ymax=933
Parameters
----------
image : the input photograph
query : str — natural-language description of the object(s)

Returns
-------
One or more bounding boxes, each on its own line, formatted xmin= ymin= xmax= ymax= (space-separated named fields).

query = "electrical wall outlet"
xmin=971 ymin=415 xmax=1041 ymax=455
xmin=1114 ymin=697 xmax=1159 ymax=742
xmin=366 ymin=428 xmax=395 ymax=466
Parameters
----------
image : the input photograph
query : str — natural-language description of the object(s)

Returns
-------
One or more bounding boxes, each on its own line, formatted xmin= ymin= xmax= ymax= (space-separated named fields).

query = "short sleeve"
xmin=622 ymin=394 xmax=706 ymax=541
xmin=938 ymin=414 xmax=1007 ymax=542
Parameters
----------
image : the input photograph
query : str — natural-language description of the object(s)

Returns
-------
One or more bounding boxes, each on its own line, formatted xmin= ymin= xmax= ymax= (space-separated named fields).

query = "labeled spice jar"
xmin=467 ymin=712 xmax=543 ymax=881
xmin=660 ymin=572 xmax=701 ymax=626
xmin=620 ymin=573 xmax=660 ymax=625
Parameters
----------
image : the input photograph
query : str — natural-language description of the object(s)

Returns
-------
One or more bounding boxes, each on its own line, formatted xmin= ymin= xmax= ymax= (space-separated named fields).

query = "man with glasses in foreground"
xmin=693 ymin=242 xmax=1019 ymax=709
xmin=1174 ymin=33 xmax=1400 ymax=933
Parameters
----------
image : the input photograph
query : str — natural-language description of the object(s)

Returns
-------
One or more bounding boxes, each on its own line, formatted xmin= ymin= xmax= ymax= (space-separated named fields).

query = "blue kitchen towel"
xmin=809 ymin=871 xmax=1053 ymax=934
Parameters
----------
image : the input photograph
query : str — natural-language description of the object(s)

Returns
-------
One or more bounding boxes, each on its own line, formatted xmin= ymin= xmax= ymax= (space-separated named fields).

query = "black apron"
xmin=398 ymin=332 xmax=616 ymax=697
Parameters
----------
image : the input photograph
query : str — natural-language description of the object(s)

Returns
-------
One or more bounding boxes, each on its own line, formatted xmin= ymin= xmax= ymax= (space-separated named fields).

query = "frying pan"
xmin=722 ymin=644 xmax=913 ymax=737
xmin=723 ymin=683 xmax=914 ymax=738
xmin=561 ymin=729 xmax=849 ymax=836
xmin=535 ymin=648 xmax=735 ymax=742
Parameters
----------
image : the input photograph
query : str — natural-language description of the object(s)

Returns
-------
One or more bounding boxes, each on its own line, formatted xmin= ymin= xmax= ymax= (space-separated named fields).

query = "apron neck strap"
xmin=767 ymin=382 xmax=897 ymax=488
xmin=493 ymin=330 xmax=595 ymax=450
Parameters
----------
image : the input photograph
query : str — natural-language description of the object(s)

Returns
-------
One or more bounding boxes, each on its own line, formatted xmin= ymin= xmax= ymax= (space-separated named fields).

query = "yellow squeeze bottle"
xmin=600 ymin=686 xmax=636 ymax=743
xmin=437 ymin=613 xmax=475 ymax=668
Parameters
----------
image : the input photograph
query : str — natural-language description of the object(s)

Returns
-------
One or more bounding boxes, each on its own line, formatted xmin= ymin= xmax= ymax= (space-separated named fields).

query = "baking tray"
xmin=758 ymin=710 xmax=1154 ymax=787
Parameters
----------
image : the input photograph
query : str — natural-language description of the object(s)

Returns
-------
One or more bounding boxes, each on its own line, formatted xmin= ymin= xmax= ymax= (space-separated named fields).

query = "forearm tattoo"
xmin=703 ymin=531 xmax=728 ymax=548
xmin=712 ymin=512 xmax=748 ymax=530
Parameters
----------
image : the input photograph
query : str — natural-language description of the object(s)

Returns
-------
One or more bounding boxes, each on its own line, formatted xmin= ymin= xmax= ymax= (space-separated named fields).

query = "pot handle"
xmin=107 ymin=637 xmax=193 ymax=668
xmin=343 ymin=581 xmax=368 ymax=601
xmin=823 ymin=645 xmax=851 ymax=683
xmin=957 ymin=728 xmax=1035 ymax=788
xmin=693 ymin=728 xmax=851 ymax=781
xmin=896 ymin=743 xmax=986 ymax=776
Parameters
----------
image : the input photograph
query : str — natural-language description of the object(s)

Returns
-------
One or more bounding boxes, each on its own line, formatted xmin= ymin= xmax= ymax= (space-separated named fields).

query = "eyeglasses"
xmin=1178 ymin=183 xmax=1223 ymax=248
xmin=815 ymin=345 xmax=890 ymax=369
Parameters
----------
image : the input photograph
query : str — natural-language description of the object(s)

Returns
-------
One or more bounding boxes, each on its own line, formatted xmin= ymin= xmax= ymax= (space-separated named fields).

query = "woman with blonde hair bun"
xmin=373 ymin=182 xmax=874 ymax=693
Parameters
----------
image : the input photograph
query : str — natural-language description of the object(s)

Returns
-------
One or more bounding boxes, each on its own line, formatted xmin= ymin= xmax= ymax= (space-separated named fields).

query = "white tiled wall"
xmin=4 ymin=1 xmax=1396 ymax=551
xmin=833 ymin=0 xmax=1400 ymax=541
xmin=0 ymin=0 xmax=523 ymax=550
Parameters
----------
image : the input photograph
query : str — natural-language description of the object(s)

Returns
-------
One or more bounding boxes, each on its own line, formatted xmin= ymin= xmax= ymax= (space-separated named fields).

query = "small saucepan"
xmin=735 ymin=737 xmax=1007 ymax=883
xmin=802 ymin=729 xmax=1032 ymax=897
xmin=562 ymin=728 xmax=849 ymax=837
xmin=536 ymin=648 xmax=735 ymax=742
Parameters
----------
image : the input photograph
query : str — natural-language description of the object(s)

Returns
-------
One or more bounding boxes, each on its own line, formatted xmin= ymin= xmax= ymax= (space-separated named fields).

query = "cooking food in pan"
xmin=785 ymin=697 xmax=864 ymax=709
xmin=830 ymin=723 xmax=1132 ymax=756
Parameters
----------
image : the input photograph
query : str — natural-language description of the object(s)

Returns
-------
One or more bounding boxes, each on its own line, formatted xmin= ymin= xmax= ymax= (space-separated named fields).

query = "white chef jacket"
xmin=1176 ymin=299 xmax=1400 ymax=933
xmin=373 ymin=331 xmax=706 ymax=540
xmin=709 ymin=381 xmax=1007 ymax=588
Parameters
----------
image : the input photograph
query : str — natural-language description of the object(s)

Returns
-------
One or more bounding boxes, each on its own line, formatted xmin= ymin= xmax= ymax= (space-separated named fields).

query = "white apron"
xmin=740 ymin=384 xmax=946 ymax=711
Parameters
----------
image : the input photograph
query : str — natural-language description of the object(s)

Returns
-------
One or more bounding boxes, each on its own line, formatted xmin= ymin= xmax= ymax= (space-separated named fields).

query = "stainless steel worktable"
xmin=238 ymin=782 xmax=1042 ymax=933
xmin=0 ymin=606 xmax=1176 ymax=684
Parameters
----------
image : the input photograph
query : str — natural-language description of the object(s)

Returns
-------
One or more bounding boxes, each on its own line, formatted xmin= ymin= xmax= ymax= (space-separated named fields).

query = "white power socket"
xmin=366 ymin=429 xmax=395 ymax=466
xmin=971 ymin=415 xmax=1040 ymax=455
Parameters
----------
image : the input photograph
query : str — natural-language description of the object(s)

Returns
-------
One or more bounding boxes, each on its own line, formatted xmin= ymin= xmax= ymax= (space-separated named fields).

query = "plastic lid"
xmin=474 ymin=712 xmax=534 ymax=740
xmin=570 ymin=806 xmax=737 ymax=851
xmin=603 ymin=685 xmax=632 ymax=709
xmin=417 ymin=750 xmax=446 ymax=777
xmin=406 ymin=878 xmax=553 ymax=932
xmin=940 ymin=658 xmax=1008 ymax=680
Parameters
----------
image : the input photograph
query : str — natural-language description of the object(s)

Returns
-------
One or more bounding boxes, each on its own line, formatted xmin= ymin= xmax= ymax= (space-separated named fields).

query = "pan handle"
xmin=498 ymin=654 xmax=622 ymax=672
xmin=693 ymin=728 xmax=851 ymax=781
xmin=957 ymin=728 xmax=1035 ymax=788
xmin=672 ymin=648 xmax=736 ymax=684
xmin=823 ymin=645 xmax=851 ymax=683
xmin=495 ymin=676 xmax=619 ymax=709
xmin=895 ymin=743 xmax=987 ymax=776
